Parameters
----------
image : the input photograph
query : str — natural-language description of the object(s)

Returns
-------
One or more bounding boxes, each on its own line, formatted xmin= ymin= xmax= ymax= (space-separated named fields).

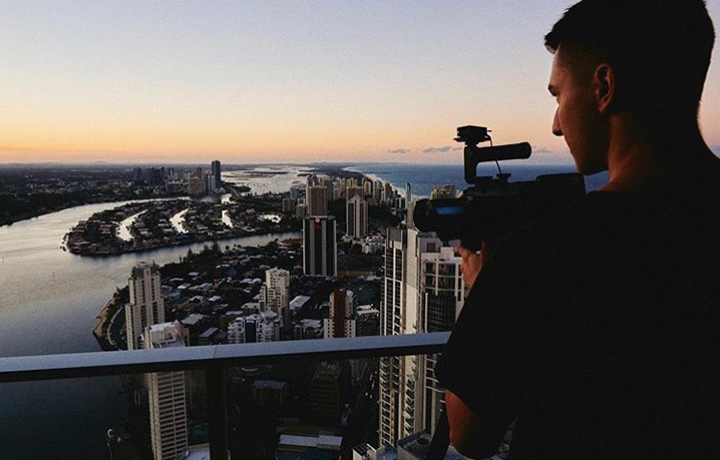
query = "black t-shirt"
xmin=435 ymin=188 xmax=720 ymax=459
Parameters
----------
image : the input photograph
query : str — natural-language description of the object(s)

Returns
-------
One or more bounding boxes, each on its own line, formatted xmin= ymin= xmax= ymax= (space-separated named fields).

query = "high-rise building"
xmin=290 ymin=183 xmax=304 ymax=200
xmin=282 ymin=197 xmax=296 ymax=213
xmin=363 ymin=177 xmax=373 ymax=197
xmin=307 ymin=185 xmax=328 ymax=216
xmin=308 ymin=361 xmax=346 ymax=424
xmin=211 ymin=160 xmax=222 ymax=192
xmin=187 ymin=177 xmax=206 ymax=196
xmin=378 ymin=227 xmax=464 ymax=446
xmin=373 ymin=180 xmax=384 ymax=203
xmin=346 ymin=184 xmax=365 ymax=201
xmin=145 ymin=321 xmax=188 ymax=460
xmin=346 ymin=194 xmax=369 ymax=238
xmin=265 ymin=268 xmax=290 ymax=328
xmin=323 ymin=289 xmax=355 ymax=339
xmin=379 ymin=227 xmax=407 ymax=447
xmin=296 ymin=203 xmax=308 ymax=219
xmin=418 ymin=246 xmax=464 ymax=435
xmin=331 ymin=178 xmax=346 ymax=200
xmin=303 ymin=216 xmax=337 ymax=277
xmin=383 ymin=182 xmax=393 ymax=204
xmin=126 ymin=262 xmax=165 ymax=350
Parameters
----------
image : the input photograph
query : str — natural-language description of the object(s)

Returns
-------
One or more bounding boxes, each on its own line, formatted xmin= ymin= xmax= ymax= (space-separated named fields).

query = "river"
xmin=0 ymin=200 xmax=299 ymax=459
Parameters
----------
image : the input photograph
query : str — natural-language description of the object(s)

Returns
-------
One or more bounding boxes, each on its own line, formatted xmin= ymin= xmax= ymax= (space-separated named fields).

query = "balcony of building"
xmin=0 ymin=332 xmax=450 ymax=460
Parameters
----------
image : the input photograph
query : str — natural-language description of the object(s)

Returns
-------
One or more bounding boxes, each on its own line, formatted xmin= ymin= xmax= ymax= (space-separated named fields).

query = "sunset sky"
xmin=1 ymin=1 xmax=719 ymax=165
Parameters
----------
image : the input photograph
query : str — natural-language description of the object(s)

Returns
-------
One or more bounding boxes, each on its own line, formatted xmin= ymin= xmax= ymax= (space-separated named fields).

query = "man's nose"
xmin=552 ymin=110 xmax=562 ymax=137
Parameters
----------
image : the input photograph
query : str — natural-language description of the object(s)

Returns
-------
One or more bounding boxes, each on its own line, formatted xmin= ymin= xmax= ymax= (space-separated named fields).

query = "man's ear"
xmin=595 ymin=64 xmax=615 ymax=114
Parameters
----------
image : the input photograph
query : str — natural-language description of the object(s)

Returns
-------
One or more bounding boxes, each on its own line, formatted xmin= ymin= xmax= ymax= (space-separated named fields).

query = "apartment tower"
xmin=265 ymin=267 xmax=290 ymax=328
xmin=303 ymin=216 xmax=337 ymax=277
xmin=323 ymin=289 xmax=356 ymax=339
xmin=378 ymin=226 xmax=465 ymax=446
xmin=145 ymin=321 xmax=188 ymax=460
xmin=126 ymin=261 xmax=165 ymax=350
xmin=346 ymin=194 xmax=369 ymax=238
xmin=211 ymin=160 xmax=221 ymax=192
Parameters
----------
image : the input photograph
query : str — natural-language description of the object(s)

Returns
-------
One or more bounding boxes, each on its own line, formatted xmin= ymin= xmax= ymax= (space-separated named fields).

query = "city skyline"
xmin=2 ymin=1 xmax=719 ymax=165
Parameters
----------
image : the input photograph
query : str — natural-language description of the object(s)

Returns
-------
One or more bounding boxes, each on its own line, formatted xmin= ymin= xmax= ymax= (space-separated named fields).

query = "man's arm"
xmin=446 ymin=389 xmax=509 ymax=458
xmin=448 ymin=242 xmax=510 ymax=458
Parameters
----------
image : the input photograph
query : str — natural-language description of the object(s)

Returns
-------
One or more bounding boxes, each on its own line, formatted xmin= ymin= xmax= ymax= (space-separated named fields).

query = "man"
xmin=435 ymin=1 xmax=720 ymax=458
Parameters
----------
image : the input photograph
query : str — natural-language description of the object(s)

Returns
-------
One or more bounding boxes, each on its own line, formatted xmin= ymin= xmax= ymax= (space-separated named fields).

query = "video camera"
xmin=413 ymin=126 xmax=586 ymax=251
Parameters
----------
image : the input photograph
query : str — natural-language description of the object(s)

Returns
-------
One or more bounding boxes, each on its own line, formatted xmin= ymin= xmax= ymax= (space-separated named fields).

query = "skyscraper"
xmin=378 ymin=227 xmax=464 ymax=446
xmin=417 ymin=246 xmax=464 ymax=435
xmin=126 ymin=262 xmax=165 ymax=350
xmin=265 ymin=267 xmax=290 ymax=328
xmin=211 ymin=160 xmax=222 ymax=192
xmin=307 ymin=185 xmax=328 ymax=216
xmin=323 ymin=289 xmax=355 ymax=339
xmin=383 ymin=182 xmax=393 ymax=204
xmin=363 ymin=177 xmax=373 ymax=198
xmin=145 ymin=321 xmax=188 ymax=460
xmin=346 ymin=184 xmax=364 ymax=201
xmin=303 ymin=216 xmax=337 ymax=277
xmin=379 ymin=227 xmax=408 ymax=447
xmin=346 ymin=194 xmax=369 ymax=238
xmin=373 ymin=180 xmax=384 ymax=203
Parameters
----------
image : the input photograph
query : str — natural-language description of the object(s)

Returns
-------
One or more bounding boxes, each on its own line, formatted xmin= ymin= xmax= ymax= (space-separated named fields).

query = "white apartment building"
xmin=227 ymin=312 xmax=280 ymax=344
xmin=126 ymin=261 xmax=165 ymax=350
xmin=378 ymin=226 xmax=465 ymax=446
xmin=145 ymin=321 xmax=188 ymax=460
xmin=418 ymin=246 xmax=464 ymax=435
xmin=323 ymin=289 xmax=356 ymax=339
xmin=265 ymin=267 xmax=290 ymax=328
xmin=347 ymin=194 xmax=369 ymax=238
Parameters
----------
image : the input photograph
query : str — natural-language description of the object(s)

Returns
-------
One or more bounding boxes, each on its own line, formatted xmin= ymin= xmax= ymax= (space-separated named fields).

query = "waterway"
xmin=0 ymin=200 xmax=299 ymax=459
xmin=223 ymin=165 xmax=310 ymax=194
xmin=117 ymin=210 xmax=145 ymax=241
xmin=170 ymin=208 xmax=190 ymax=234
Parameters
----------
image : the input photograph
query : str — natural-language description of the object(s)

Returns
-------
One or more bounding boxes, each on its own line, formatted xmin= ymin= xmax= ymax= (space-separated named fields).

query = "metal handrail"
xmin=0 ymin=332 xmax=450 ymax=382
xmin=0 ymin=332 xmax=451 ymax=459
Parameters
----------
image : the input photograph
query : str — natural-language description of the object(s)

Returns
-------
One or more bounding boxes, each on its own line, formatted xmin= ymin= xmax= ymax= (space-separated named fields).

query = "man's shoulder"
xmin=492 ymin=192 xmax=615 ymax=258
xmin=499 ymin=187 xmax=720 ymax=251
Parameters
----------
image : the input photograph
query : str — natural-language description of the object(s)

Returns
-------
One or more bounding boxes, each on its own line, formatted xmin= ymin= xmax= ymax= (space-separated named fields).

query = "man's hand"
xmin=458 ymin=242 xmax=485 ymax=289
xmin=445 ymin=389 xmax=506 ymax=458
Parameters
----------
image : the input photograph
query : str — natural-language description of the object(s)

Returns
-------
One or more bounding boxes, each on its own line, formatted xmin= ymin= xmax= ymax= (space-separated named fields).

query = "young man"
xmin=436 ymin=1 xmax=720 ymax=458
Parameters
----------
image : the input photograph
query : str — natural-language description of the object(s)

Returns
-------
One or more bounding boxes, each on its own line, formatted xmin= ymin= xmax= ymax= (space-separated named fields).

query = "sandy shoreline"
xmin=92 ymin=298 xmax=113 ymax=340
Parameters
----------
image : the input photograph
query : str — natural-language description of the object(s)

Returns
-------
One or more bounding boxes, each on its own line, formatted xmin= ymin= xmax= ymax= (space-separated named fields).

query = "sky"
xmin=0 ymin=1 xmax=719 ymax=165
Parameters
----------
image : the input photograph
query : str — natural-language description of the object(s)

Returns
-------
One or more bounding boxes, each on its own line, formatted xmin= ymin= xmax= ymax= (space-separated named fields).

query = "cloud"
xmin=422 ymin=146 xmax=453 ymax=154
xmin=532 ymin=147 xmax=554 ymax=155
xmin=387 ymin=148 xmax=411 ymax=154
xmin=711 ymin=145 xmax=720 ymax=156
xmin=452 ymin=147 xmax=462 ymax=151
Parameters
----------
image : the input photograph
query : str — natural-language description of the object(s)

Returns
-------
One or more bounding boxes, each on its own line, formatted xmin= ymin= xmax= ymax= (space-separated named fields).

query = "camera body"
xmin=413 ymin=126 xmax=586 ymax=250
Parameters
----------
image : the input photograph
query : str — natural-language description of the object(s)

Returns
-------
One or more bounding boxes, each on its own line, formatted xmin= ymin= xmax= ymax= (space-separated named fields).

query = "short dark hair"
xmin=545 ymin=0 xmax=715 ymax=121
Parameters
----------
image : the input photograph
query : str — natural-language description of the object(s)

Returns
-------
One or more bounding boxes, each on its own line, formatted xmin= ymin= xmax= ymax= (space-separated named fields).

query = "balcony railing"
xmin=0 ymin=332 xmax=450 ymax=459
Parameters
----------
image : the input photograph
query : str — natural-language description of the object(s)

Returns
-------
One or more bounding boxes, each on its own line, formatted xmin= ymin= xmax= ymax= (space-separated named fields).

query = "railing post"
xmin=206 ymin=366 xmax=228 ymax=459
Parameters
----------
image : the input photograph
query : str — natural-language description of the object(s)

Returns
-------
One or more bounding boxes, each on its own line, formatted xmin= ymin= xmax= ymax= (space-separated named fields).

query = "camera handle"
xmin=463 ymin=143 xmax=532 ymax=185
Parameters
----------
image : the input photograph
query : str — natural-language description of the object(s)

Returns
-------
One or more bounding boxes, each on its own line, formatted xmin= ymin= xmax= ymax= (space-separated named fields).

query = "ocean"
xmin=347 ymin=162 xmax=609 ymax=198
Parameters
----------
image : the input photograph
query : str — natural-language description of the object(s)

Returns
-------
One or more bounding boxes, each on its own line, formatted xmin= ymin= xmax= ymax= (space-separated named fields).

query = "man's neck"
xmin=601 ymin=117 xmax=719 ymax=192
